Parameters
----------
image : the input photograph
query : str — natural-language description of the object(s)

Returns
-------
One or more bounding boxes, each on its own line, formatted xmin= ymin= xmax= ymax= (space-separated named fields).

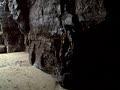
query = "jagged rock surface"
xmin=0 ymin=0 xmax=106 ymax=89
xmin=27 ymin=0 xmax=106 ymax=89
xmin=0 ymin=0 xmax=25 ymax=53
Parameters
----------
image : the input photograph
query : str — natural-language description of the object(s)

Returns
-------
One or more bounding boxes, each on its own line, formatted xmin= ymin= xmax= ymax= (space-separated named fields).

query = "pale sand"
xmin=0 ymin=52 xmax=67 ymax=90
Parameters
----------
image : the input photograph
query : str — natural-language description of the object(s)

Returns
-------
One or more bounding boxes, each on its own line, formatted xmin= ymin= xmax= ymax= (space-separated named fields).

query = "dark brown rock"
xmin=1 ymin=17 xmax=25 ymax=53
xmin=0 ymin=0 xmax=25 ymax=53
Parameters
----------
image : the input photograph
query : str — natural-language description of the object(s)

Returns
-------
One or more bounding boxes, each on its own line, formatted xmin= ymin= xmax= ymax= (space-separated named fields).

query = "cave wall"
xmin=27 ymin=0 xmax=106 ymax=89
xmin=1 ymin=0 xmax=120 ymax=89
xmin=0 ymin=0 xmax=25 ymax=53
xmin=0 ymin=0 xmax=107 ymax=89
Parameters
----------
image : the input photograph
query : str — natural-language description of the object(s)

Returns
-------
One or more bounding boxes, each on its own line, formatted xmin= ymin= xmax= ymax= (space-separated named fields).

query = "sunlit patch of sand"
xmin=0 ymin=52 xmax=67 ymax=90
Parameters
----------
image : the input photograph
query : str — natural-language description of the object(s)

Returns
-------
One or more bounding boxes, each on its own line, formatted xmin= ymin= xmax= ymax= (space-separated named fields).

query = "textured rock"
xmin=0 ymin=0 xmax=107 ymax=89
xmin=0 ymin=32 xmax=4 ymax=44
xmin=27 ymin=0 xmax=106 ymax=89
xmin=0 ymin=0 xmax=25 ymax=53
xmin=0 ymin=45 xmax=5 ymax=53
xmin=76 ymin=0 xmax=106 ymax=23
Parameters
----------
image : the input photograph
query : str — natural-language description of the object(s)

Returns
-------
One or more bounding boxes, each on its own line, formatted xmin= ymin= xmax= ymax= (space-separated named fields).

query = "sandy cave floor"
xmin=0 ymin=52 xmax=66 ymax=90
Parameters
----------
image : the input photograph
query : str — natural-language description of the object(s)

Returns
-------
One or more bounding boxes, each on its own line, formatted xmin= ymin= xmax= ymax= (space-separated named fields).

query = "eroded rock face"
xmin=0 ymin=0 xmax=106 ymax=89
xmin=27 ymin=0 xmax=106 ymax=89
xmin=0 ymin=0 xmax=25 ymax=53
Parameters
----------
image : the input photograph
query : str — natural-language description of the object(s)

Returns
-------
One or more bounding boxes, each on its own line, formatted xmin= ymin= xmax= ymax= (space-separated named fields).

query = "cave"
xmin=0 ymin=0 xmax=120 ymax=90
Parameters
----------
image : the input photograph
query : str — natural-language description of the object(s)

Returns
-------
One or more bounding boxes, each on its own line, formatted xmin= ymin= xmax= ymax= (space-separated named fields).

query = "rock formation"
xmin=2 ymin=0 xmax=118 ymax=89
xmin=0 ymin=0 xmax=25 ymax=53
xmin=27 ymin=0 xmax=106 ymax=89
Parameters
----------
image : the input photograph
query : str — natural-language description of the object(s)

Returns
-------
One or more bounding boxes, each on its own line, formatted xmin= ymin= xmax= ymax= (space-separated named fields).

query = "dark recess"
xmin=71 ymin=0 xmax=120 ymax=89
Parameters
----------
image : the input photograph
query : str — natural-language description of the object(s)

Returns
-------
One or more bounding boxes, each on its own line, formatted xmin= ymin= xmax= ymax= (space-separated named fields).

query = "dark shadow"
xmin=71 ymin=0 xmax=120 ymax=89
xmin=60 ymin=0 xmax=75 ymax=15
xmin=16 ymin=0 xmax=30 ymax=33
